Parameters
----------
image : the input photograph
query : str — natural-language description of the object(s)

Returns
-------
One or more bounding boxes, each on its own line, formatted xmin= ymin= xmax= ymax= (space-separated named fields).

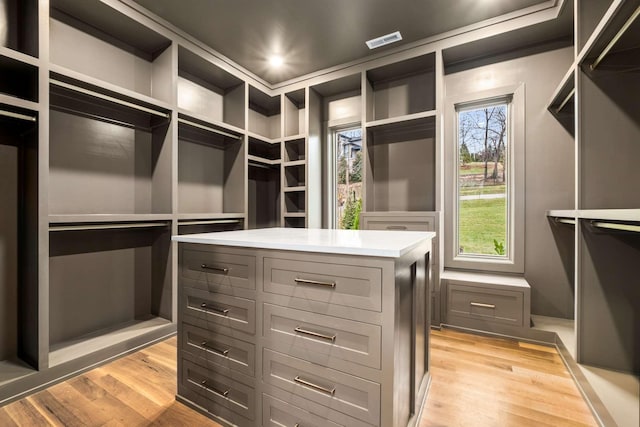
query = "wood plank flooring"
xmin=0 ymin=328 xmax=597 ymax=426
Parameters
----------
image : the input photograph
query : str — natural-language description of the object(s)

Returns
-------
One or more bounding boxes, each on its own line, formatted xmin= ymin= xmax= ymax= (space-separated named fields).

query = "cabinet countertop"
xmin=172 ymin=227 xmax=435 ymax=258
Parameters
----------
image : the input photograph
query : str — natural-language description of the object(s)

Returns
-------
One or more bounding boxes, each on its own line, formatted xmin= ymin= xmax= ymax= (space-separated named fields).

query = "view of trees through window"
xmin=457 ymin=102 xmax=509 ymax=256
xmin=335 ymin=128 xmax=362 ymax=229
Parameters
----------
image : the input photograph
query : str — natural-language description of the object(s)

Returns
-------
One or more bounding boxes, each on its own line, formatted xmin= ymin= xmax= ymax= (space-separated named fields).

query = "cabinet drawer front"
xmin=362 ymin=216 xmax=435 ymax=232
xmin=181 ymin=323 xmax=255 ymax=376
xmin=181 ymin=359 xmax=255 ymax=421
xmin=263 ymin=303 xmax=381 ymax=369
xmin=264 ymin=257 xmax=382 ymax=312
xmin=263 ymin=349 xmax=380 ymax=425
xmin=182 ymin=249 xmax=255 ymax=291
xmin=447 ymin=284 xmax=524 ymax=326
xmin=262 ymin=394 xmax=343 ymax=427
xmin=182 ymin=287 xmax=255 ymax=334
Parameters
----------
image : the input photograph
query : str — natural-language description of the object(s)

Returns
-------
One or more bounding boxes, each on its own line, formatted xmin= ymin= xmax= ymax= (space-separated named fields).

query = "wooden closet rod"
xmin=0 ymin=109 xmax=37 ymax=122
xmin=555 ymin=88 xmax=575 ymax=114
xmin=49 ymin=222 xmax=169 ymax=232
xmin=591 ymin=221 xmax=640 ymax=233
xmin=50 ymin=79 xmax=170 ymax=118
xmin=178 ymin=118 xmax=242 ymax=140
xmin=591 ymin=6 xmax=640 ymax=70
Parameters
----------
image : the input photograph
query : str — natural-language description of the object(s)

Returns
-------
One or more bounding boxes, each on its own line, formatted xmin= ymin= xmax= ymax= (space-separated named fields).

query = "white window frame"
xmin=326 ymin=123 xmax=361 ymax=229
xmin=444 ymin=84 xmax=525 ymax=273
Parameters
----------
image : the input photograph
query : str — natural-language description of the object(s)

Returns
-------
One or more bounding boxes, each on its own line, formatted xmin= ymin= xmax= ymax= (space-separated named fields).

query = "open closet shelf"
xmin=177 ymin=213 xmax=245 ymax=221
xmin=50 ymin=67 xmax=172 ymax=120
xmin=283 ymin=212 xmax=306 ymax=218
xmin=284 ymin=134 xmax=306 ymax=142
xmin=548 ymin=209 xmax=640 ymax=222
xmin=48 ymin=317 xmax=173 ymax=368
xmin=0 ymin=94 xmax=39 ymax=113
xmin=178 ymin=109 xmax=245 ymax=137
xmin=283 ymin=186 xmax=306 ymax=193
xmin=246 ymin=131 xmax=280 ymax=145
xmin=49 ymin=214 xmax=173 ymax=224
xmin=547 ymin=65 xmax=575 ymax=116
xmin=248 ymin=155 xmax=280 ymax=166
xmin=283 ymin=159 xmax=306 ymax=167
xmin=178 ymin=113 xmax=243 ymax=148
xmin=0 ymin=54 xmax=38 ymax=103
xmin=578 ymin=1 xmax=640 ymax=72
xmin=0 ymin=46 xmax=39 ymax=67
xmin=365 ymin=109 xmax=436 ymax=129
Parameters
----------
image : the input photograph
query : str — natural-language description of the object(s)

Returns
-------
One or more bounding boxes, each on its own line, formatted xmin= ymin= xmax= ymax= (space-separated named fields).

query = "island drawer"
xmin=263 ymin=257 xmax=382 ymax=312
xmin=182 ymin=286 xmax=255 ymax=335
xmin=263 ymin=349 xmax=380 ymax=425
xmin=180 ymin=359 xmax=255 ymax=422
xmin=262 ymin=394 xmax=344 ymax=427
xmin=446 ymin=283 xmax=524 ymax=326
xmin=360 ymin=214 xmax=436 ymax=232
xmin=180 ymin=323 xmax=255 ymax=377
xmin=181 ymin=248 xmax=256 ymax=292
xmin=263 ymin=303 xmax=381 ymax=369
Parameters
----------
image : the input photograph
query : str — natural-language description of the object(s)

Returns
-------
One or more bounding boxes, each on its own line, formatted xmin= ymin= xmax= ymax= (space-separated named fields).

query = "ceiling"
xmin=132 ymin=0 xmax=563 ymax=85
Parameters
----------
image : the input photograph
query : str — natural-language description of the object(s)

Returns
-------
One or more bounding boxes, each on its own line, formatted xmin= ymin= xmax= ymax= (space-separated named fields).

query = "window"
xmin=445 ymin=84 xmax=524 ymax=273
xmin=457 ymin=101 xmax=509 ymax=257
xmin=332 ymin=127 xmax=362 ymax=229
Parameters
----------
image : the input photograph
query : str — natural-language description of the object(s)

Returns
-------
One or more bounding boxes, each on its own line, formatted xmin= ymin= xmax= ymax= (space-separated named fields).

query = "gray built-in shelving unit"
xmin=546 ymin=0 xmax=639 ymax=425
xmin=3 ymin=0 xmax=634 ymax=424
xmin=0 ymin=0 xmax=452 ymax=402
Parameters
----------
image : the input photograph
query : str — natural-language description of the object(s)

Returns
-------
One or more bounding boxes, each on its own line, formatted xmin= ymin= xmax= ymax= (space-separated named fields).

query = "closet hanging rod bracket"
xmin=0 ymin=109 xmax=37 ymax=122
xmin=591 ymin=6 xmax=640 ymax=71
xmin=50 ymin=78 xmax=170 ymax=119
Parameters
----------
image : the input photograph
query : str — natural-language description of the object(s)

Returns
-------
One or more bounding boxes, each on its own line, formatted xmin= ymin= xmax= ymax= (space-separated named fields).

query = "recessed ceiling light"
xmin=366 ymin=31 xmax=403 ymax=49
xmin=269 ymin=55 xmax=284 ymax=67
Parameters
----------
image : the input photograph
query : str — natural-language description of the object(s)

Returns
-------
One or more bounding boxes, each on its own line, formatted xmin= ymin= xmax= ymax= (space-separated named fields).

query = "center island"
xmin=172 ymin=227 xmax=435 ymax=427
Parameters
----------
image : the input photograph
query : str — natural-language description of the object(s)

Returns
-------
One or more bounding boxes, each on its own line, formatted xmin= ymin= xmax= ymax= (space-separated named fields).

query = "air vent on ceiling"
xmin=366 ymin=31 xmax=402 ymax=49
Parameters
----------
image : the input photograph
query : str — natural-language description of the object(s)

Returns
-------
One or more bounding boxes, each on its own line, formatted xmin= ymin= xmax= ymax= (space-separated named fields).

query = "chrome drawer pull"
xmin=294 ymin=277 xmax=336 ymax=288
xmin=294 ymin=375 xmax=335 ymax=395
xmin=200 ymin=380 xmax=229 ymax=397
xmin=386 ymin=225 xmax=407 ymax=230
xmin=470 ymin=302 xmax=496 ymax=309
xmin=201 ymin=264 xmax=229 ymax=274
xmin=294 ymin=326 xmax=336 ymax=342
xmin=200 ymin=302 xmax=230 ymax=315
xmin=200 ymin=341 xmax=230 ymax=356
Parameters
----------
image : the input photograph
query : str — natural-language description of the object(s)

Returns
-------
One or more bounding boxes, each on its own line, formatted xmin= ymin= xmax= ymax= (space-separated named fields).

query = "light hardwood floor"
xmin=0 ymin=329 xmax=597 ymax=426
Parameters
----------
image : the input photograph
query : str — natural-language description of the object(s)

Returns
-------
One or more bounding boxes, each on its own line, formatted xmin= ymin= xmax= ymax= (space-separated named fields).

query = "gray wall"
xmin=444 ymin=46 xmax=575 ymax=318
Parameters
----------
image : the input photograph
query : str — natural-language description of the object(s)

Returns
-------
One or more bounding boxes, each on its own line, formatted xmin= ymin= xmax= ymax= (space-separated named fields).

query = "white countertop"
xmin=172 ymin=227 xmax=435 ymax=258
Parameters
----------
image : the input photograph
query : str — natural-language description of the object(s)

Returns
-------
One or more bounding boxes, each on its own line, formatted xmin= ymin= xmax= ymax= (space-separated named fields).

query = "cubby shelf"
xmin=0 ymin=103 xmax=38 ymax=386
xmin=283 ymin=88 xmax=306 ymax=137
xmin=365 ymin=109 xmax=436 ymax=129
xmin=178 ymin=108 xmax=245 ymax=138
xmin=50 ymin=0 xmax=173 ymax=103
xmin=365 ymin=115 xmax=436 ymax=212
xmin=178 ymin=114 xmax=245 ymax=216
xmin=0 ymin=54 xmax=38 ymax=102
xmin=248 ymin=86 xmax=281 ymax=140
xmin=178 ymin=45 xmax=245 ymax=129
xmin=365 ymin=52 xmax=436 ymax=123
xmin=283 ymin=186 xmax=306 ymax=193
xmin=0 ymin=0 xmax=38 ymax=58
xmin=247 ymin=130 xmax=280 ymax=145
xmin=49 ymin=214 xmax=173 ymax=225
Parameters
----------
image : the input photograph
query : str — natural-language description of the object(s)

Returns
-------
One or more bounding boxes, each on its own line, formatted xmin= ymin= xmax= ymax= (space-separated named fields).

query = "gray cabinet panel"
xmin=263 ymin=349 xmax=381 ymax=425
xmin=447 ymin=283 xmax=524 ymax=326
xmin=182 ymin=249 xmax=256 ymax=292
xmin=181 ymin=323 xmax=255 ymax=377
xmin=182 ymin=286 xmax=256 ymax=335
xmin=263 ymin=257 xmax=382 ymax=312
xmin=262 ymin=393 xmax=343 ymax=427
xmin=180 ymin=359 xmax=255 ymax=421
xmin=263 ymin=303 xmax=381 ymax=369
